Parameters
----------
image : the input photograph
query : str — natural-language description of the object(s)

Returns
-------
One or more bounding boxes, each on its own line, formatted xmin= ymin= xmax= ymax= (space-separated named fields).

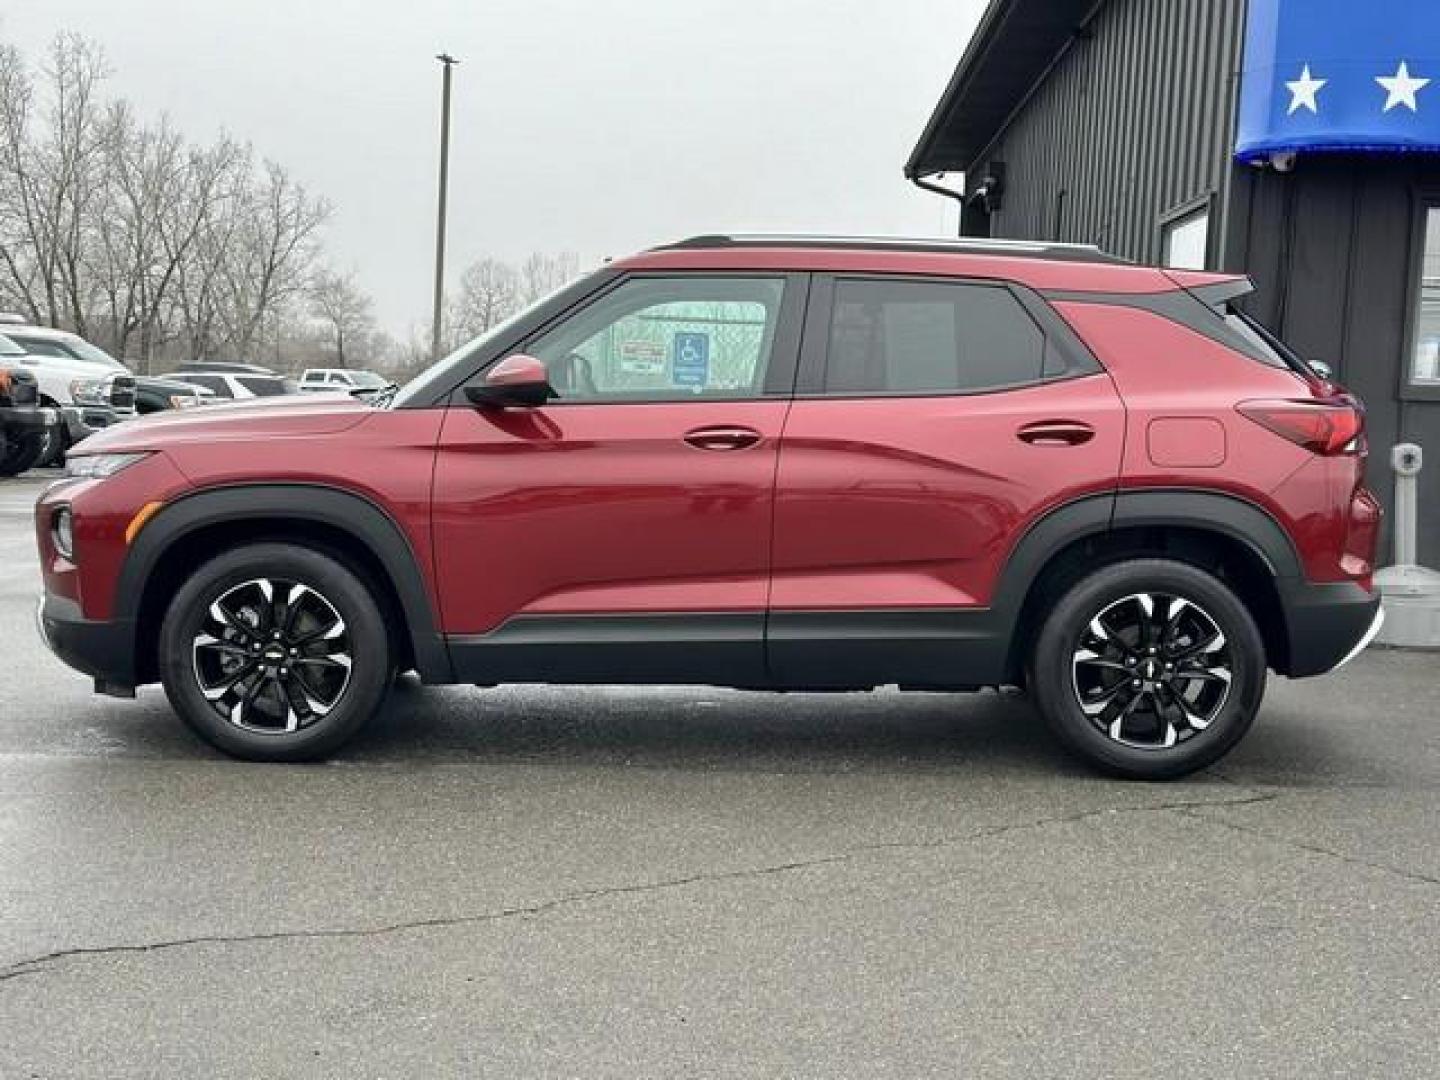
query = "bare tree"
xmin=449 ymin=257 xmax=520 ymax=342
xmin=0 ymin=35 xmax=108 ymax=330
xmin=211 ymin=159 xmax=329 ymax=359
xmin=82 ymin=108 xmax=244 ymax=371
xmin=308 ymin=267 xmax=375 ymax=368
xmin=0 ymin=34 xmax=341 ymax=372
xmin=519 ymin=251 xmax=581 ymax=304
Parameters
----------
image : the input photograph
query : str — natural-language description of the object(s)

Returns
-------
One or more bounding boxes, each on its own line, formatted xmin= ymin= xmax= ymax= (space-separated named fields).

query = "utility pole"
xmin=431 ymin=53 xmax=459 ymax=360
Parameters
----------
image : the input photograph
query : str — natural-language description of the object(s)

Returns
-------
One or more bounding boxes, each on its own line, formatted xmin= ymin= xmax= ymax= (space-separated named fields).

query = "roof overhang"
xmin=906 ymin=0 xmax=1098 ymax=178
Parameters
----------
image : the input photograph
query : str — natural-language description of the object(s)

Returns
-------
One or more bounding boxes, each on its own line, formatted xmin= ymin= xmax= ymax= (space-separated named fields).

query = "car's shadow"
xmin=346 ymin=680 xmax=1074 ymax=778
xmin=47 ymin=676 xmax=1366 ymax=787
xmin=358 ymin=678 xmax=1388 ymax=788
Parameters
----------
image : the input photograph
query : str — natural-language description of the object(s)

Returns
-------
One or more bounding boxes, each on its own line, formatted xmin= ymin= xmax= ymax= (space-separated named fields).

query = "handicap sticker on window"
xmin=672 ymin=332 xmax=710 ymax=387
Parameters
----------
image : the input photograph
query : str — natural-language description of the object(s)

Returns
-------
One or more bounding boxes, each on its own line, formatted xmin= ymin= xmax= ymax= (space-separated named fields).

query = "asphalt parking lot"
xmin=1 ymin=472 xmax=1437 ymax=1078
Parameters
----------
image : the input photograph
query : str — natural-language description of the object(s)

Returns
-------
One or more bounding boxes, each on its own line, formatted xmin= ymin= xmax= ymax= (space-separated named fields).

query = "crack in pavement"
xmin=0 ymin=788 xmax=1281 ymax=985
xmin=1175 ymin=805 xmax=1440 ymax=890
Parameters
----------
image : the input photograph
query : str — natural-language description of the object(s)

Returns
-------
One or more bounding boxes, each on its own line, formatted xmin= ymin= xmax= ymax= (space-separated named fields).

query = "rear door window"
xmin=821 ymin=279 xmax=1049 ymax=394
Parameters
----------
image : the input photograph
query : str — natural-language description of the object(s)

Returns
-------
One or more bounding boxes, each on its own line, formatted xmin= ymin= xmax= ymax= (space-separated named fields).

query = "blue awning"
xmin=1236 ymin=0 xmax=1440 ymax=162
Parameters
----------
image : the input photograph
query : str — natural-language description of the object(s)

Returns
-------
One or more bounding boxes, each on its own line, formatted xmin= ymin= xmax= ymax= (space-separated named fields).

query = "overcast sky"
xmin=4 ymin=0 xmax=983 ymax=337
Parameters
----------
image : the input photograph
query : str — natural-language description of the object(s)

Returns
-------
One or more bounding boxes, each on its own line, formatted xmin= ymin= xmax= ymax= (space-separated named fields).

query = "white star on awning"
xmin=1286 ymin=65 xmax=1326 ymax=115
xmin=1377 ymin=61 xmax=1431 ymax=113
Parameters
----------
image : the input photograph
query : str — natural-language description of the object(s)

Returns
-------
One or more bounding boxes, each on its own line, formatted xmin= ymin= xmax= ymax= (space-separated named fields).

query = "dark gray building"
xmin=907 ymin=0 xmax=1440 ymax=565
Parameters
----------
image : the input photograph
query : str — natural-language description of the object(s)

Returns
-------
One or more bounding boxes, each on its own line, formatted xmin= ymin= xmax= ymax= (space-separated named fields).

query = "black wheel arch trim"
xmin=991 ymin=486 xmax=1304 ymax=681
xmin=116 ymin=483 xmax=452 ymax=683
xmin=1108 ymin=488 xmax=1302 ymax=581
xmin=990 ymin=485 xmax=1305 ymax=614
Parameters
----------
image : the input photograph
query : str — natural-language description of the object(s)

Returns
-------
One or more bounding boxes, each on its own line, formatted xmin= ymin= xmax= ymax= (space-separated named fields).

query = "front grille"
xmin=4 ymin=367 xmax=39 ymax=407
xmin=109 ymin=374 xmax=137 ymax=412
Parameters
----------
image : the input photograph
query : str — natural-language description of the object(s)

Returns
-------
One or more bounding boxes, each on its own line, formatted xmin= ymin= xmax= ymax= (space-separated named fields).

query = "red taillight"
xmin=1237 ymin=399 xmax=1365 ymax=456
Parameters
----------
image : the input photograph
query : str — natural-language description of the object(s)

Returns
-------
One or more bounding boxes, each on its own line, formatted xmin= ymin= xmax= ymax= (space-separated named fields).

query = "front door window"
xmin=524 ymin=276 xmax=785 ymax=402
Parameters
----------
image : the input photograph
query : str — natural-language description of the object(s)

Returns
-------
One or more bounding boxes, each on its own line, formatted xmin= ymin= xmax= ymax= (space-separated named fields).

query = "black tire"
xmin=0 ymin=432 xmax=46 ymax=477
xmin=158 ymin=542 xmax=394 ymax=761
xmin=1028 ymin=558 xmax=1266 ymax=780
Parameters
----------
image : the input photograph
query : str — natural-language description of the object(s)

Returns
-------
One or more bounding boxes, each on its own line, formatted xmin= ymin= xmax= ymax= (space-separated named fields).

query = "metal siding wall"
xmin=972 ymin=0 xmax=1246 ymax=264
xmin=959 ymin=0 xmax=1438 ymax=563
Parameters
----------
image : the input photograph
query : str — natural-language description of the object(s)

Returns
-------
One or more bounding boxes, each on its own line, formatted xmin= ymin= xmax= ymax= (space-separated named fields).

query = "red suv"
xmin=34 ymin=236 xmax=1384 ymax=778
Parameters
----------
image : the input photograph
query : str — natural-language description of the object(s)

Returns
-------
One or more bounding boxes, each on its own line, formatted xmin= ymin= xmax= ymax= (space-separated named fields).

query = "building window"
xmin=1162 ymin=206 xmax=1210 ymax=271
xmin=1409 ymin=206 xmax=1440 ymax=386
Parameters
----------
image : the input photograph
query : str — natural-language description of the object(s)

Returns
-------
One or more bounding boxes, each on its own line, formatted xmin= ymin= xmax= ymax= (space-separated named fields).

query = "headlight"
xmin=70 ymin=376 xmax=111 ymax=406
xmin=65 ymin=452 xmax=150 ymax=479
xmin=53 ymin=506 xmax=74 ymax=561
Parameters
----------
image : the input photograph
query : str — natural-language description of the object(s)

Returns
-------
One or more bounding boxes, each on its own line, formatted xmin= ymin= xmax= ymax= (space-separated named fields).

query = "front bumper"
xmin=37 ymin=592 xmax=137 ymax=692
xmin=61 ymin=404 xmax=130 ymax=442
xmin=1279 ymin=580 xmax=1384 ymax=677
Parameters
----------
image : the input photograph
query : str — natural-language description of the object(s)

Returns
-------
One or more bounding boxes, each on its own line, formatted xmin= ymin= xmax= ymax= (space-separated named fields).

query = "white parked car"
xmin=298 ymin=368 xmax=396 ymax=401
xmin=166 ymin=370 xmax=298 ymax=401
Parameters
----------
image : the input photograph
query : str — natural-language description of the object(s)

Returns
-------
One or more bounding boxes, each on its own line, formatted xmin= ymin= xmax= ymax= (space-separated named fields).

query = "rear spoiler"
xmin=1161 ymin=270 xmax=1254 ymax=309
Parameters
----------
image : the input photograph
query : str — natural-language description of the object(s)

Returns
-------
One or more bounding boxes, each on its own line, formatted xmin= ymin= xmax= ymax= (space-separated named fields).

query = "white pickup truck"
xmin=0 ymin=318 xmax=136 ymax=465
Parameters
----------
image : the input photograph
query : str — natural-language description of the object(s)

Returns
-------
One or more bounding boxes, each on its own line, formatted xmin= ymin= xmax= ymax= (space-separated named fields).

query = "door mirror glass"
xmin=465 ymin=354 xmax=553 ymax=407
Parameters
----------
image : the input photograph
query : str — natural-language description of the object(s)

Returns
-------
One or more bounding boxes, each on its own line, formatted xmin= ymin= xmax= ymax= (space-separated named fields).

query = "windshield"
xmin=0 ymin=332 xmax=24 ymax=358
xmin=61 ymin=334 xmax=126 ymax=368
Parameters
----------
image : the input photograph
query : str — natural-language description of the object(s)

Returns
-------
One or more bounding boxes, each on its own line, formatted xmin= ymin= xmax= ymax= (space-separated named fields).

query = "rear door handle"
xmin=683 ymin=425 xmax=763 ymax=452
xmin=1017 ymin=420 xmax=1096 ymax=447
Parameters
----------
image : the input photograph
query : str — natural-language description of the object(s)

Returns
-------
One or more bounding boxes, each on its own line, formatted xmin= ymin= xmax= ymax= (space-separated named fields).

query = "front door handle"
xmin=1017 ymin=420 xmax=1096 ymax=447
xmin=683 ymin=425 xmax=763 ymax=452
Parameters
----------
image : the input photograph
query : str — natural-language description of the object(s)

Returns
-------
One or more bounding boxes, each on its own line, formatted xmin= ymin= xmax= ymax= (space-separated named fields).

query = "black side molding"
xmin=449 ymin=613 xmax=765 ymax=686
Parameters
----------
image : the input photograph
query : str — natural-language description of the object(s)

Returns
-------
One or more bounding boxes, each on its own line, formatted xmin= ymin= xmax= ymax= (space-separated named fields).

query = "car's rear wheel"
xmin=1029 ymin=559 xmax=1266 ymax=780
xmin=158 ymin=543 xmax=393 ymax=761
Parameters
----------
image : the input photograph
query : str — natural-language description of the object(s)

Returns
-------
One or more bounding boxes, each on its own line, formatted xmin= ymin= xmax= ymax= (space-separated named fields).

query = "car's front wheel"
xmin=1029 ymin=558 xmax=1266 ymax=780
xmin=158 ymin=543 xmax=393 ymax=761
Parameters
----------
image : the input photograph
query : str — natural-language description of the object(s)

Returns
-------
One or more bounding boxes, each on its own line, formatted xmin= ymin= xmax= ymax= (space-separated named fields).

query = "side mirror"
xmin=1309 ymin=360 xmax=1335 ymax=381
xmin=464 ymin=354 xmax=554 ymax=408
